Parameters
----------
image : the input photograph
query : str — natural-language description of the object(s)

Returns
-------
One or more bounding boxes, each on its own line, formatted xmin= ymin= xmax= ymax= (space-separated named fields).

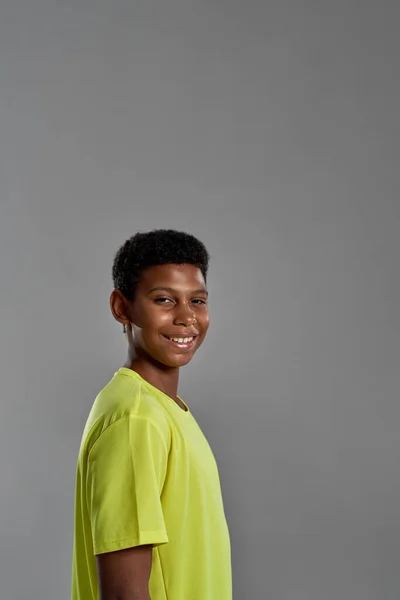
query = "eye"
xmin=155 ymin=297 xmax=174 ymax=304
xmin=191 ymin=298 xmax=207 ymax=305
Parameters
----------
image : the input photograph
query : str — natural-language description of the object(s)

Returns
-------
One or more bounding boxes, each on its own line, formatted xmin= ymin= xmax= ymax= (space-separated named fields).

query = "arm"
xmin=87 ymin=416 xmax=170 ymax=598
xmin=97 ymin=545 xmax=153 ymax=600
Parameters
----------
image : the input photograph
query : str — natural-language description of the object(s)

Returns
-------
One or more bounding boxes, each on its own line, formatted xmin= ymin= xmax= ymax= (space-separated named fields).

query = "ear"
xmin=109 ymin=289 xmax=131 ymax=327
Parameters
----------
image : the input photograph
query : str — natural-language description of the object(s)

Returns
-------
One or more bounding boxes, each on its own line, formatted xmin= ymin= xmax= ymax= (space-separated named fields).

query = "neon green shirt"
xmin=71 ymin=367 xmax=232 ymax=599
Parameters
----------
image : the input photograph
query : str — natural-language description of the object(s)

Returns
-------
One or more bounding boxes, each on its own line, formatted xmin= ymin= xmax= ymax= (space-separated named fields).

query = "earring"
xmin=122 ymin=323 xmax=127 ymax=333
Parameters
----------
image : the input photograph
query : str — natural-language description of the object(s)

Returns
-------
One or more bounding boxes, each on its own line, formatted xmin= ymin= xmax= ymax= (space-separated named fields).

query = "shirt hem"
xmin=94 ymin=531 xmax=169 ymax=555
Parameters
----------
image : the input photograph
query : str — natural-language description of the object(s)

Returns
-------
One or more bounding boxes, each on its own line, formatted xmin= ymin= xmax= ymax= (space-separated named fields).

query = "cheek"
xmin=141 ymin=312 xmax=172 ymax=345
xmin=135 ymin=305 xmax=170 ymax=328
xmin=200 ymin=314 xmax=210 ymax=334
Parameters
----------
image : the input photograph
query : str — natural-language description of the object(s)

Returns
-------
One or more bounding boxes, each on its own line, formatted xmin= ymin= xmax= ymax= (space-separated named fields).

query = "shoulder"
xmin=81 ymin=371 xmax=170 ymax=457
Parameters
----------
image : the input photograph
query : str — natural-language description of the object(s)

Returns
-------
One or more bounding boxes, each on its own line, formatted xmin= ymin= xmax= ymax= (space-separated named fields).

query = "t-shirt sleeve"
xmin=86 ymin=414 xmax=169 ymax=555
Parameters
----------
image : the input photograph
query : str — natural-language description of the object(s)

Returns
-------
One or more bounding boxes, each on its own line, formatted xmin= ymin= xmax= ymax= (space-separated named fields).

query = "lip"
xmin=162 ymin=334 xmax=199 ymax=350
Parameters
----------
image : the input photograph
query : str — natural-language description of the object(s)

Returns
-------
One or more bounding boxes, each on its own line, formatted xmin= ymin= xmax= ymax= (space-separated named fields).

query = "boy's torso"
xmin=72 ymin=368 xmax=232 ymax=600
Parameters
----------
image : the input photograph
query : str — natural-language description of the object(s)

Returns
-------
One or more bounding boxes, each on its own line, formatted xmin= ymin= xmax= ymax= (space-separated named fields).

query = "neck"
xmin=125 ymin=352 xmax=180 ymax=401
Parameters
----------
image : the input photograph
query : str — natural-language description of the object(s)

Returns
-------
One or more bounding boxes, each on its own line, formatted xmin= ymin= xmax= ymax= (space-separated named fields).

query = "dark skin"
xmin=110 ymin=263 xmax=209 ymax=405
xmin=97 ymin=546 xmax=152 ymax=600
xmin=97 ymin=263 xmax=210 ymax=599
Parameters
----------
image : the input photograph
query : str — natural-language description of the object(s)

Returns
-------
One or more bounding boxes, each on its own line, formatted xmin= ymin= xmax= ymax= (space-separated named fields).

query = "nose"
xmin=173 ymin=303 xmax=197 ymax=327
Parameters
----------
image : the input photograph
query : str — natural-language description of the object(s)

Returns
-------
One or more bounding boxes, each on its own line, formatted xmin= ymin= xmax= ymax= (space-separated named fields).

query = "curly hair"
xmin=112 ymin=229 xmax=210 ymax=300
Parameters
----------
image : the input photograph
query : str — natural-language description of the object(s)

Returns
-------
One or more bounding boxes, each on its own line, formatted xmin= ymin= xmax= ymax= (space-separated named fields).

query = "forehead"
xmin=138 ymin=263 xmax=206 ymax=290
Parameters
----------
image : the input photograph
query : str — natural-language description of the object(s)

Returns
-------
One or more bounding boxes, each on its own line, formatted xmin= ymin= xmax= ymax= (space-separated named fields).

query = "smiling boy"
xmin=71 ymin=230 xmax=232 ymax=600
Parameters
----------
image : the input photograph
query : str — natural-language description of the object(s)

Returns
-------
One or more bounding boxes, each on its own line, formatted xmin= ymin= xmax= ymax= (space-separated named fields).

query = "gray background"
xmin=0 ymin=1 xmax=399 ymax=598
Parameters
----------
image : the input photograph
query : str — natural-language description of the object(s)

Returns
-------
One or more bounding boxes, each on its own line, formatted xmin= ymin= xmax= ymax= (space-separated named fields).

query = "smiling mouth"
xmin=162 ymin=334 xmax=198 ymax=348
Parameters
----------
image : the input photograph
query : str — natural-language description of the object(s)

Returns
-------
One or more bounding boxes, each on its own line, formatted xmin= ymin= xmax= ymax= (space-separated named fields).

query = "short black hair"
xmin=112 ymin=229 xmax=210 ymax=300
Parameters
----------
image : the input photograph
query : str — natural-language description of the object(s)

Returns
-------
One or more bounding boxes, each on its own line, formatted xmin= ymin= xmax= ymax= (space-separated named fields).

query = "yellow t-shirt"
xmin=71 ymin=368 xmax=232 ymax=600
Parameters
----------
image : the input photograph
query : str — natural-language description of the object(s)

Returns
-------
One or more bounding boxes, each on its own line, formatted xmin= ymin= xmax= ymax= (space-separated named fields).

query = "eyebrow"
xmin=148 ymin=286 xmax=208 ymax=296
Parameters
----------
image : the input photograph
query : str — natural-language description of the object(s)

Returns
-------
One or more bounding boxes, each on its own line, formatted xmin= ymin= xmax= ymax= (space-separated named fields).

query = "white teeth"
xmin=168 ymin=336 xmax=194 ymax=343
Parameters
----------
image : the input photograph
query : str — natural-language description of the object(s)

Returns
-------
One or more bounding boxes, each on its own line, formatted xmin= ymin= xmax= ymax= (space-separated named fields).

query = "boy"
xmin=71 ymin=229 xmax=232 ymax=600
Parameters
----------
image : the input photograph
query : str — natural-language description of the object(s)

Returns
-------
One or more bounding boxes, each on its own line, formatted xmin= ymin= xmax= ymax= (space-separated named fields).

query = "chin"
xmin=157 ymin=352 xmax=195 ymax=369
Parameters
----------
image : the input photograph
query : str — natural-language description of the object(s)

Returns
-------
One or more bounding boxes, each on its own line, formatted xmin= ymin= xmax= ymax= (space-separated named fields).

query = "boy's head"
xmin=110 ymin=229 xmax=210 ymax=369
xmin=112 ymin=229 xmax=209 ymax=301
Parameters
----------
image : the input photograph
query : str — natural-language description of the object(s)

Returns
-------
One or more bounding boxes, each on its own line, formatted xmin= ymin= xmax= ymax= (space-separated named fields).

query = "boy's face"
xmin=127 ymin=263 xmax=210 ymax=369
